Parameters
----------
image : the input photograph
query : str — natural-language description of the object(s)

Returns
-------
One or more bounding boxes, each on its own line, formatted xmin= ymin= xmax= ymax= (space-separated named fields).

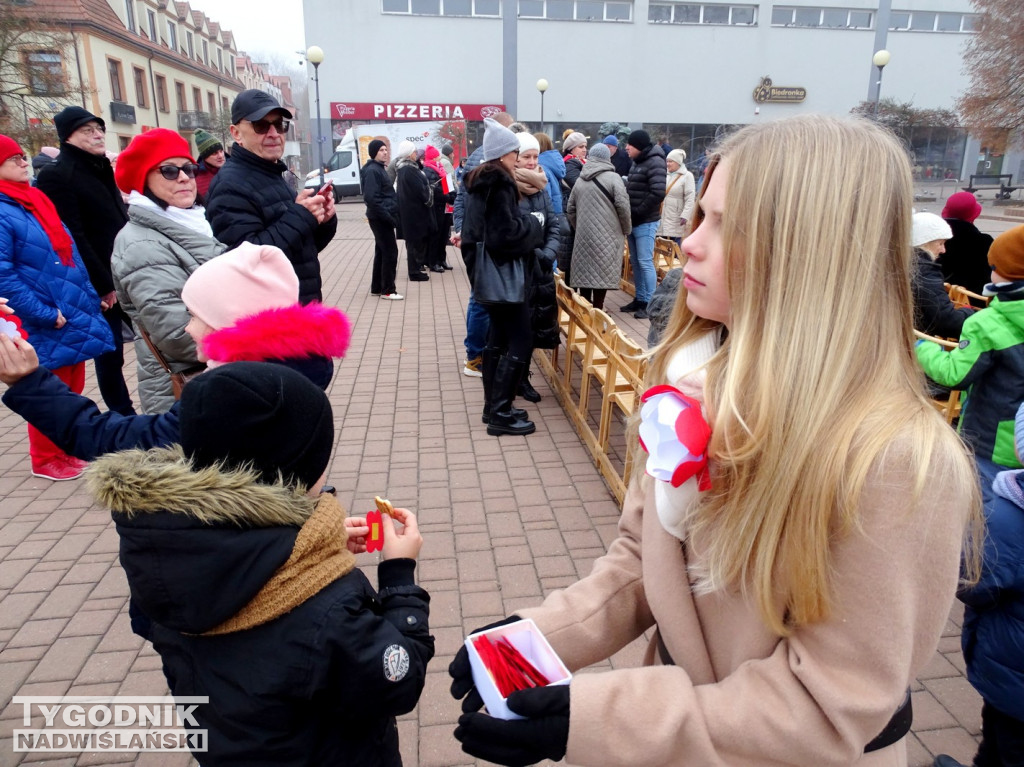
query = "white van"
xmin=304 ymin=131 xmax=359 ymax=200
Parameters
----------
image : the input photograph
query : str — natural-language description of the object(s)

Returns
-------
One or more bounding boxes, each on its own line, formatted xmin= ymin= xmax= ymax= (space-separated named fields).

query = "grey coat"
xmin=566 ymin=158 xmax=632 ymax=290
xmin=112 ymin=206 xmax=226 ymax=414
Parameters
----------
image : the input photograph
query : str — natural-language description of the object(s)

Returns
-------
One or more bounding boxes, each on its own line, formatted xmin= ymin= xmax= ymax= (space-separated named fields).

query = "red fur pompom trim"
xmin=201 ymin=303 xmax=352 ymax=363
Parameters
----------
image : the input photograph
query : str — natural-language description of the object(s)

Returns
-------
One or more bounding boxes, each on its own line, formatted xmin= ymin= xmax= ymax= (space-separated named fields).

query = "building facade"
xmin=302 ymin=0 xmax=1022 ymax=181
xmin=7 ymin=0 xmax=242 ymax=157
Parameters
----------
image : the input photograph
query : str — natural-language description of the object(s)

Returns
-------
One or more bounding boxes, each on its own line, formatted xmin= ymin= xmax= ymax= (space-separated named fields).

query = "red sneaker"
xmin=62 ymin=456 xmax=90 ymax=471
xmin=31 ymin=458 xmax=85 ymax=481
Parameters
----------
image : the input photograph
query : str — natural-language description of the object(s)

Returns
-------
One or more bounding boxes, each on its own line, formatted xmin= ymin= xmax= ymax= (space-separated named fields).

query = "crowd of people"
xmin=2 ymin=102 xmax=1023 ymax=767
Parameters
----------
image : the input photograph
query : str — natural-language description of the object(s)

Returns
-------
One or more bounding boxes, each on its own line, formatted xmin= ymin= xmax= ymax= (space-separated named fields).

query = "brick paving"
xmin=0 ymin=203 xmax=1011 ymax=766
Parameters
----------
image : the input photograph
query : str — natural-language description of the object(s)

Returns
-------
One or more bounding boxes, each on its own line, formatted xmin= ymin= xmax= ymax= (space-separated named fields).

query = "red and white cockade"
xmin=638 ymin=384 xmax=712 ymax=491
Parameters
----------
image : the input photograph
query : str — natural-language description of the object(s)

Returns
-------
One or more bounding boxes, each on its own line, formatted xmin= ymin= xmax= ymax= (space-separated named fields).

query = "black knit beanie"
xmin=179 ymin=362 xmax=334 ymax=489
xmin=368 ymin=139 xmax=385 ymax=160
xmin=54 ymin=106 xmax=104 ymax=144
xmin=627 ymin=130 xmax=652 ymax=151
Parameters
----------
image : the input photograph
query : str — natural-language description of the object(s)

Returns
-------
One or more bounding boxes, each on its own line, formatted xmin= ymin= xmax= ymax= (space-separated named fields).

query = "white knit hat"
xmin=517 ymin=132 xmax=540 ymax=154
xmin=396 ymin=140 xmax=417 ymax=159
xmin=562 ymin=132 xmax=586 ymax=153
xmin=482 ymin=117 xmax=521 ymax=162
xmin=911 ymin=212 xmax=953 ymax=247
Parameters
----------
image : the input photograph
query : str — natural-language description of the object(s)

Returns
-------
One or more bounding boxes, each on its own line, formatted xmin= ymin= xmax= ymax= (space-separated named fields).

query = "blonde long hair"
xmin=641 ymin=115 xmax=981 ymax=636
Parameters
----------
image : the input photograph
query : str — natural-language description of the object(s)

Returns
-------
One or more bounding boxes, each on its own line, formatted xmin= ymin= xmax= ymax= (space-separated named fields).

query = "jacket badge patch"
xmin=959 ymin=339 xmax=970 ymax=349
xmin=382 ymin=644 xmax=410 ymax=682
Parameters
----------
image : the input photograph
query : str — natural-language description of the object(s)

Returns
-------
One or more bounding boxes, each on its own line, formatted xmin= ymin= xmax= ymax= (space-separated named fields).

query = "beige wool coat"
xmin=520 ymin=439 xmax=969 ymax=766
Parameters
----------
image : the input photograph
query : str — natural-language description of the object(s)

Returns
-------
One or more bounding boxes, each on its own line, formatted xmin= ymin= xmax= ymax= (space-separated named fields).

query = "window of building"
xmin=192 ymin=86 xmax=202 ymax=111
xmin=133 ymin=66 xmax=148 ymax=107
xmin=771 ymin=6 xmax=872 ymax=29
xmin=227 ymin=55 xmax=235 ymax=74
xmin=118 ymin=135 xmax=131 ymax=151
xmin=207 ymin=92 xmax=216 ymax=113
xmin=909 ymin=11 xmax=935 ymax=30
xmin=155 ymin=74 xmax=169 ymax=112
xmin=108 ymin=58 xmax=125 ymax=102
xmin=443 ymin=0 xmax=471 ymax=12
xmin=476 ymin=0 xmax=500 ymax=13
xmin=147 ymin=9 xmax=157 ymax=41
xmin=202 ymin=40 xmax=209 ymax=64
xmin=518 ymin=0 xmax=633 ymax=20
xmin=216 ymin=48 xmax=223 ymax=71
xmin=186 ymin=31 xmax=194 ymax=58
xmin=166 ymin=21 xmax=177 ymax=50
xmin=24 ymin=51 xmax=64 ymax=94
xmin=650 ymin=3 xmax=755 ymax=25
xmin=889 ymin=10 xmax=976 ymax=32
xmin=174 ymin=81 xmax=186 ymax=111
xmin=222 ymin=95 xmax=229 ymax=112
xmin=124 ymin=0 xmax=135 ymax=32
xmin=411 ymin=0 xmax=440 ymax=11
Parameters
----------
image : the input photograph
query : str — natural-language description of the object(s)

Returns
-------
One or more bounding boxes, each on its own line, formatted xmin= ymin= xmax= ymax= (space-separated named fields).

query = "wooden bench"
xmin=963 ymin=174 xmax=1018 ymax=200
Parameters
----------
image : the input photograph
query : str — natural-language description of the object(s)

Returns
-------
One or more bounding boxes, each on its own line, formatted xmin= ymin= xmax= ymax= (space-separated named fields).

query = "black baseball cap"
xmin=230 ymin=89 xmax=293 ymax=125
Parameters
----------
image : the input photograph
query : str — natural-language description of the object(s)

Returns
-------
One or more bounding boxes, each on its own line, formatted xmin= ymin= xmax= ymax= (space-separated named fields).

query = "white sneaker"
xmin=380 ymin=293 xmax=404 ymax=301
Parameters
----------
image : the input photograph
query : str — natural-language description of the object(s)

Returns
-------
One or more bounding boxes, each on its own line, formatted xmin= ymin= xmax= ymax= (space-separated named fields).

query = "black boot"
xmin=620 ymin=298 xmax=639 ymax=312
xmin=634 ymin=301 xmax=649 ymax=320
xmin=487 ymin=355 xmax=536 ymax=436
xmin=481 ymin=347 xmax=526 ymax=423
xmin=518 ymin=363 xmax=542 ymax=403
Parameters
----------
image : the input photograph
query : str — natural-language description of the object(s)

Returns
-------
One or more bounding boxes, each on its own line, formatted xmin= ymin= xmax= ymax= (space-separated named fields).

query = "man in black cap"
xmin=360 ymin=139 xmax=402 ymax=300
xmin=205 ymin=89 xmax=337 ymax=305
xmin=36 ymin=106 xmax=135 ymax=415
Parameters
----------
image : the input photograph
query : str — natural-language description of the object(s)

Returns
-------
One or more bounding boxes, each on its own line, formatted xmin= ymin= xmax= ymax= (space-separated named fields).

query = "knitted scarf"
xmin=0 ymin=179 xmax=75 ymax=266
xmin=515 ymin=166 xmax=548 ymax=197
xmin=202 ymin=493 xmax=356 ymax=635
xmin=992 ymin=470 xmax=1024 ymax=510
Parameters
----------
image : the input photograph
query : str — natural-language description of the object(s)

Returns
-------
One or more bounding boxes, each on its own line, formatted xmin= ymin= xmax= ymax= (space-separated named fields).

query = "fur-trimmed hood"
xmin=201 ymin=302 xmax=351 ymax=366
xmin=87 ymin=446 xmax=321 ymax=633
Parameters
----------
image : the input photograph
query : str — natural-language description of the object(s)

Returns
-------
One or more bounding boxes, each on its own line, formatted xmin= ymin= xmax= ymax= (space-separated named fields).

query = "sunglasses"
xmin=156 ymin=163 xmax=199 ymax=180
xmin=249 ymin=117 xmax=291 ymax=135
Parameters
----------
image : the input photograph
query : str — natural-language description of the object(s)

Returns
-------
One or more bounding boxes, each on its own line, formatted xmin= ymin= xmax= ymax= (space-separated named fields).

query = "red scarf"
xmin=0 ymin=180 xmax=75 ymax=266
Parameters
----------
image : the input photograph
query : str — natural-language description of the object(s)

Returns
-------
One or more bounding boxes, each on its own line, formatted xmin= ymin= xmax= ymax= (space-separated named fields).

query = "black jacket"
xmin=361 ymin=159 xmax=398 ymax=225
xmin=89 ymin=448 xmax=433 ymax=767
xmin=460 ymin=165 xmax=543 ymax=276
xmin=913 ymin=248 xmax=974 ymax=338
xmin=395 ymin=158 xmax=434 ymax=241
xmin=563 ymin=156 xmax=584 ymax=193
xmin=626 ymin=144 xmax=667 ymax=226
xmin=610 ymin=148 xmax=632 ymax=177
xmin=519 ymin=188 xmax=561 ymax=348
xmin=941 ymin=218 xmax=993 ymax=296
xmin=206 ymin=143 xmax=337 ymax=304
xmin=35 ymin=143 xmax=128 ymax=295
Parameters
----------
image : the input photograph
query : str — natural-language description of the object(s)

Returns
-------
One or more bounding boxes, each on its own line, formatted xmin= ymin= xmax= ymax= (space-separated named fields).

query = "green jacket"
xmin=916 ymin=285 xmax=1024 ymax=468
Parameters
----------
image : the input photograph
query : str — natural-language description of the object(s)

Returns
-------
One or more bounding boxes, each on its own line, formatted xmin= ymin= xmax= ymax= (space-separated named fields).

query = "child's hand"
xmin=344 ymin=516 xmax=369 ymax=555
xmin=0 ymin=334 xmax=40 ymax=385
xmin=381 ymin=508 xmax=422 ymax=561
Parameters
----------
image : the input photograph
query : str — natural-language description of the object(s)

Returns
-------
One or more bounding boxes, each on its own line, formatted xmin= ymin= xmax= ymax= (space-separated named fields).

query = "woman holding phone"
xmin=450 ymin=115 xmax=983 ymax=766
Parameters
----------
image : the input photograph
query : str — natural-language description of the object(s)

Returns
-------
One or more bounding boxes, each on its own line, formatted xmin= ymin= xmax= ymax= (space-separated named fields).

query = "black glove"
xmin=449 ymin=615 xmax=520 ymax=713
xmin=454 ymin=684 xmax=570 ymax=767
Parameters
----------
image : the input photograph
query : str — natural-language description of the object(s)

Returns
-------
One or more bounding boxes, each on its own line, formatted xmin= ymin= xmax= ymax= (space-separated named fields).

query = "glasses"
xmin=249 ymin=117 xmax=290 ymax=135
xmin=77 ymin=124 xmax=106 ymax=136
xmin=155 ymin=163 xmax=199 ymax=180
xmin=4 ymin=154 xmax=28 ymax=164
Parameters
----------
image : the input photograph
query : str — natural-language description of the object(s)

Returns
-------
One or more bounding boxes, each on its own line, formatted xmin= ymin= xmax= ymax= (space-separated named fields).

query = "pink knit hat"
xmin=182 ymin=243 xmax=299 ymax=329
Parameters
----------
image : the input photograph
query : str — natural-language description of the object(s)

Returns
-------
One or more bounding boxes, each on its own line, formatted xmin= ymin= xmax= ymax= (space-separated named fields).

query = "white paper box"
xmin=465 ymin=618 xmax=572 ymax=720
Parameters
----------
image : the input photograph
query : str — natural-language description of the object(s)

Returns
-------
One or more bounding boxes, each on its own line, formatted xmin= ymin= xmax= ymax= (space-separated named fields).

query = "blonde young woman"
xmin=449 ymin=115 xmax=983 ymax=766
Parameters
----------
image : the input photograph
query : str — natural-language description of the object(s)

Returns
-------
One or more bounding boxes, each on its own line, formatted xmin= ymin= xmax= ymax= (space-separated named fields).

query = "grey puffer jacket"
xmin=566 ymin=158 xmax=631 ymax=290
xmin=112 ymin=205 xmax=226 ymax=414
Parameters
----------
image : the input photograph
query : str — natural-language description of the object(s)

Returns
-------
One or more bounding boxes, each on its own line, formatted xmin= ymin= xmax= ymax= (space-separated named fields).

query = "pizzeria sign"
xmin=330 ymin=102 xmax=505 ymax=121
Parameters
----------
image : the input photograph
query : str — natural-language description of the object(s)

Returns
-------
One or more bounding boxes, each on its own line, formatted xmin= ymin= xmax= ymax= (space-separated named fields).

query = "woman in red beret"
xmin=111 ymin=128 xmax=226 ymax=413
xmin=941 ymin=191 xmax=994 ymax=295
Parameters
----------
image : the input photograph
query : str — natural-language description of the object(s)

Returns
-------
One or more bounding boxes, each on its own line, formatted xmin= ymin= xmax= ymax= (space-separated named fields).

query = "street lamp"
xmin=306 ymin=45 xmax=325 ymax=188
xmin=871 ymin=49 xmax=891 ymax=119
xmin=536 ymin=78 xmax=548 ymax=131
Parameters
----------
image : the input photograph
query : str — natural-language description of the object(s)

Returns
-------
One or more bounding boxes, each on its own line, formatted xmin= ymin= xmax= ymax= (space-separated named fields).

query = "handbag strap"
xmin=592 ymin=172 xmax=617 ymax=207
xmin=665 ymin=173 xmax=682 ymax=197
xmin=135 ymin=324 xmax=175 ymax=375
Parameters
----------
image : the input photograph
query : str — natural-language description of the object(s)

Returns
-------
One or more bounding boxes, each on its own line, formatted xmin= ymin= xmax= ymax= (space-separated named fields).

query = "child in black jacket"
xmin=86 ymin=362 xmax=433 ymax=767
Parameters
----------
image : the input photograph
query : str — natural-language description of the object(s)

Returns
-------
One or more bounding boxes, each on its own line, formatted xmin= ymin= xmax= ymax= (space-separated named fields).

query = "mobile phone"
xmin=318 ymin=181 xmax=333 ymax=198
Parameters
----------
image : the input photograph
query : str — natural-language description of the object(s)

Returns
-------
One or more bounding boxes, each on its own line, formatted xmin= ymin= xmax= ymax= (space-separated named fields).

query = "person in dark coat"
xmin=558 ymin=132 xmax=588 ymax=286
xmin=941 ymin=191 xmax=994 ymax=296
xmin=911 ymin=212 xmax=973 ymax=338
xmin=30 ymin=146 xmax=58 ymax=183
xmin=205 ymin=89 xmax=337 ymax=305
xmin=85 ymin=361 xmax=434 ymax=767
xmin=422 ymin=144 xmax=454 ymax=273
xmin=514 ymin=132 xmax=561 ymax=404
xmin=36 ymin=106 xmax=135 ymax=416
xmin=461 ymin=118 xmax=543 ymax=437
xmin=622 ymin=130 xmax=666 ymax=320
xmin=361 ymin=140 xmax=402 ymax=299
xmin=0 ymin=135 xmax=113 ymax=480
xmin=395 ymin=140 xmax=434 ymax=283
xmin=604 ymin=134 xmax=632 ymax=177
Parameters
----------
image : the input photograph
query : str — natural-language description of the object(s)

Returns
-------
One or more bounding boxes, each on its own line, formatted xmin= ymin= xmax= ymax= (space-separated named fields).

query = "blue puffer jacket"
xmin=538 ymin=150 xmax=566 ymax=214
xmin=960 ymin=458 xmax=1024 ymax=721
xmin=0 ymin=194 xmax=113 ymax=369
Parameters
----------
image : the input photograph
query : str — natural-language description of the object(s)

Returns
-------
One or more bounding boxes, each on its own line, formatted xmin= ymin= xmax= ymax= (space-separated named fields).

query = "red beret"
xmin=114 ymin=128 xmax=195 ymax=195
xmin=0 ymin=134 xmax=23 ymax=163
xmin=941 ymin=191 xmax=982 ymax=224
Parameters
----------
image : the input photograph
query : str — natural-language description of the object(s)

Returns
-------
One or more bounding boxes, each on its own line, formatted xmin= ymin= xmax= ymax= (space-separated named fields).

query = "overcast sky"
xmin=194 ymin=0 xmax=306 ymax=65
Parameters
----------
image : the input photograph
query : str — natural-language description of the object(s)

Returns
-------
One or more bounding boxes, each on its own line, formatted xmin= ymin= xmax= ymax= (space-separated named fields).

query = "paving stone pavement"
xmin=1 ymin=204 xmax=1002 ymax=767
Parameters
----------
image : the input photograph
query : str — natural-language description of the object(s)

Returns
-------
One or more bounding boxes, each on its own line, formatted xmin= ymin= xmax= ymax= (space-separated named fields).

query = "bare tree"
xmin=0 ymin=1 xmax=92 ymax=152
xmin=956 ymin=0 xmax=1024 ymax=151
